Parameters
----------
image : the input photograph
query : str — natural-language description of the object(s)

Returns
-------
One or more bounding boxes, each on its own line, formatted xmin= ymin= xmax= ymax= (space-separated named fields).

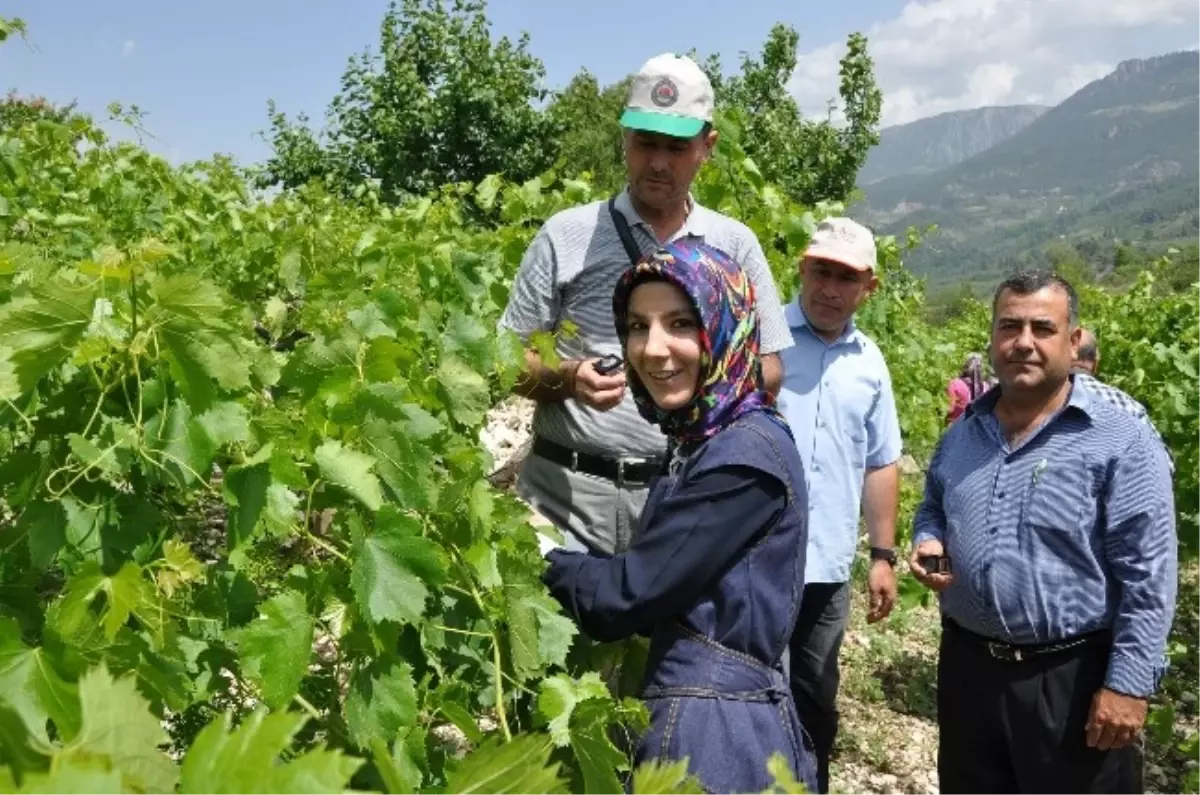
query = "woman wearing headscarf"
xmin=945 ymin=352 xmax=986 ymax=425
xmin=540 ymin=240 xmax=818 ymax=793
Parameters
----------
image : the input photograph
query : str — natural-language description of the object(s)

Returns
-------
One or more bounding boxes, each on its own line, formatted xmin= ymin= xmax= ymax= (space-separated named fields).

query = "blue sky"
xmin=3 ymin=0 xmax=1195 ymax=166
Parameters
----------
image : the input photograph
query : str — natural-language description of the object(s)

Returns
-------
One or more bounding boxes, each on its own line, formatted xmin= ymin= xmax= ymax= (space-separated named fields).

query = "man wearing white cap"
xmin=499 ymin=53 xmax=792 ymax=556
xmin=777 ymin=217 xmax=903 ymax=793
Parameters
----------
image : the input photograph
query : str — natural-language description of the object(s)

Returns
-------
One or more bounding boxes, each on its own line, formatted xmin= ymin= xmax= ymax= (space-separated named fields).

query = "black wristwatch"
xmin=870 ymin=547 xmax=898 ymax=567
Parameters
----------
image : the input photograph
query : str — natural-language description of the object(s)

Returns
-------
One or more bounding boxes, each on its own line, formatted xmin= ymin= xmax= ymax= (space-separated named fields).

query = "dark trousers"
xmin=938 ymin=621 xmax=1143 ymax=794
xmin=787 ymin=582 xmax=851 ymax=794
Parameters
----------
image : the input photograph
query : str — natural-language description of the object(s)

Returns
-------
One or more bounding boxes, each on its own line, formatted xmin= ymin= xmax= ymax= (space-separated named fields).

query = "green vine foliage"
xmin=0 ymin=29 xmax=1196 ymax=793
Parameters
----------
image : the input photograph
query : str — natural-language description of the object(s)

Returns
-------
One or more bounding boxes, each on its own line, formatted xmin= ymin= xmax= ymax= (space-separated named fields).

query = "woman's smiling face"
xmin=625 ymin=280 xmax=703 ymax=411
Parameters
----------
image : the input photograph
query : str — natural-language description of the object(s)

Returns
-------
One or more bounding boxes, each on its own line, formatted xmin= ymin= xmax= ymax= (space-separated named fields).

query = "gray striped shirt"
xmin=499 ymin=189 xmax=792 ymax=459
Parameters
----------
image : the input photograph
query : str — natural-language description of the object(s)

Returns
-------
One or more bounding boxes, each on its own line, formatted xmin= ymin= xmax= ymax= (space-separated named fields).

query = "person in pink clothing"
xmin=946 ymin=352 xmax=987 ymax=425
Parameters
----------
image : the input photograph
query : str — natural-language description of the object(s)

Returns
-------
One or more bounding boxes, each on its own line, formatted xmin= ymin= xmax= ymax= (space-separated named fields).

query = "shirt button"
xmin=997 ymin=491 xmax=1006 ymax=499
xmin=988 ymin=527 xmax=998 ymax=535
xmin=812 ymin=464 xmax=821 ymax=473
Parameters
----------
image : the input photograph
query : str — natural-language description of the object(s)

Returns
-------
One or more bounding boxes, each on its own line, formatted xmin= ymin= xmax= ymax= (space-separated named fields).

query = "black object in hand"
xmin=593 ymin=355 xmax=623 ymax=376
xmin=918 ymin=555 xmax=952 ymax=575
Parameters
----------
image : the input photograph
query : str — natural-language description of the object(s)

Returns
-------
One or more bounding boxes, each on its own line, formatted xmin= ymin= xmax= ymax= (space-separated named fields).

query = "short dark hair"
xmin=1077 ymin=336 xmax=1099 ymax=362
xmin=991 ymin=269 xmax=1079 ymax=327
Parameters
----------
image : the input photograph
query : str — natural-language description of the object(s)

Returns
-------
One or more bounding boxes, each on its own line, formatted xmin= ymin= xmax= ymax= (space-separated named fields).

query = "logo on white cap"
xmin=651 ymin=78 xmax=679 ymax=108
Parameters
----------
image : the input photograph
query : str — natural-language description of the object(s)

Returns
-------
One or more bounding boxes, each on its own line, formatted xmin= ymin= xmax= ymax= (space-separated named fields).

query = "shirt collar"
xmin=614 ymin=186 xmax=706 ymax=238
xmin=965 ymin=373 xmax=1097 ymax=420
xmin=785 ymin=297 xmax=862 ymax=347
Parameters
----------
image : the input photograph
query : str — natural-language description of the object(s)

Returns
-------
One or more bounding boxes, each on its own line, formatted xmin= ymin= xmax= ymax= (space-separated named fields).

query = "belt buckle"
xmin=988 ymin=641 xmax=1022 ymax=662
xmin=617 ymin=457 xmax=648 ymax=486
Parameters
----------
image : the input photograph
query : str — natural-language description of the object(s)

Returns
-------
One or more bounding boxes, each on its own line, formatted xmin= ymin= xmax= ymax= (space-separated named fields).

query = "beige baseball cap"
xmin=620 ymin=53 xmax=714 ymax=138
xmin=803 ymin=217 xmax=878 ymax=272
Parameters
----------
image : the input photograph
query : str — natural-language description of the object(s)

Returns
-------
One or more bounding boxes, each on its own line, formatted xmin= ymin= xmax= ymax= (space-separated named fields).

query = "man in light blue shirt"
xmin=777 ymin=217 xmax=903 ymax=793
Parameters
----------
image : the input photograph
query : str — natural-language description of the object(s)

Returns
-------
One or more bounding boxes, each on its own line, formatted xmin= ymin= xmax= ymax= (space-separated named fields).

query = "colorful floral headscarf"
xmin=612 ymin=239 xmax=790 ymax=444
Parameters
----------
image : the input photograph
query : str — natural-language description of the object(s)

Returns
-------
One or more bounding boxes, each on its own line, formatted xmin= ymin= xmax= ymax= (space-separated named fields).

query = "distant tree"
xmin=0 ymin=91 xmax=80 ymax=130
xmin=543 ymin=70 xmax=631 ymax=195
xmin=1045 ymin=240 xmax=1095 ymax=286
xmin=705 ymin=27 xmax=883 ymax=206
xmin=255 ymin=0 xmax=556 ymax=202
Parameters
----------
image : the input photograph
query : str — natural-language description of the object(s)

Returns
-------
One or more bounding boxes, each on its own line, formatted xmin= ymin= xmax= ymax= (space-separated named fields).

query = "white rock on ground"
xmin=480 ymin=396 xmax=536 ymax=489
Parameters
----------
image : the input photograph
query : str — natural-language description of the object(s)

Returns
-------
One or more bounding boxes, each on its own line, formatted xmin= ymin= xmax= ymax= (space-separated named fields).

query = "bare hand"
xmin=1086 ymin=688 xmax=1147 ymax=750
xmin=909 ymin=539 xmax=954 ymax=593
xmin=866 ymin=560 xmax=898 ymax=624
xmin=572 ymin=359 xmax=626 ymax=411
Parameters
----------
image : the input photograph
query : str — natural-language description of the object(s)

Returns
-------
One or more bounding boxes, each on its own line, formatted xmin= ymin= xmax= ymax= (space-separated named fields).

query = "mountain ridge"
xmin=856 ymin=49 xmax=1199 ymax=286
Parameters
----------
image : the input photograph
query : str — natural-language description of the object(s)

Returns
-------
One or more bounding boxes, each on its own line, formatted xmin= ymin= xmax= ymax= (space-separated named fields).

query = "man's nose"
xmin=1013 ymin=326 xmax=1036 ymax=350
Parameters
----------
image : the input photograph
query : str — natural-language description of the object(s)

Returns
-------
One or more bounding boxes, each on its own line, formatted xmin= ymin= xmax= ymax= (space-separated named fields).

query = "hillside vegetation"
xmin=859 ymin=105 xmax=1048 ymax=185
xmin=858 ymin=50 xmax=1200 ymax=286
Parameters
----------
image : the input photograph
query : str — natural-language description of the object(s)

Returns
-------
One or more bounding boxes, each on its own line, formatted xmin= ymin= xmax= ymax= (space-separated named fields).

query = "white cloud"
xmin=121 ymin=40 xmax=135 ymax=59
xmin=788 ymin=0 xmax=1200 ymax=127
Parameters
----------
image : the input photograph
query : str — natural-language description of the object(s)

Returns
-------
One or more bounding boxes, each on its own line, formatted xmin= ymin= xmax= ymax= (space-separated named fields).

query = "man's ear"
xmin=865 ymin=273 xmax=881 ymax=295
xmin=702 ymin=128 xmax=719 ymax=158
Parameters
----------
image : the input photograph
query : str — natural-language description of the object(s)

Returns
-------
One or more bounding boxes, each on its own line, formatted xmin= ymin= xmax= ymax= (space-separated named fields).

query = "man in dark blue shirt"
xmin=910 ymin=270 xmax=1177 ymax=793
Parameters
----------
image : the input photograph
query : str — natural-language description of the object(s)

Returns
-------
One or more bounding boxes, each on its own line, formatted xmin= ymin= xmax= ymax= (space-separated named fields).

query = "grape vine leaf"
xmin=195 ymin=401 xmax=251 ymax=448
xmin=0 ymin=618 xmax=80 ymax=744
xmin=446 ymin=732 xmax=568 ymax=794
xmin=153 ymin=539 xmax=205 ymax=598
xmin=344 ymin=656 xmax=418 ymax=750
xmin=436 ymin=356 xmax=491 ymax=428
xmin=143 ymin=400 xmax=214 ymax=487
xmin=441 ymin=310 xmax=494 ymax=373
xmin=506 ymin=585 xmax=576 ymax=681
xmin=315 ymin=440 xmax=384 ymax=512
xmin=179 ymin=709 xmax=363 ymax=794
xmin=151 ymin=274 xmax=250 ymax=412
xmin=3 ymin=757 xmax=124 ymax=794
xmin=55 ymin=661 xmax=179 ymax=793
xmin=361 ymin=418 xmax=435 ymax=511
xmin=222 ymin=457 xmax=272 ymax=552
xmin=17 ymin=500 xmax=66 ymax=572
xmin=56 ymin=563 xmax=166 ymax=649
xmin=536 ymin=672 xmax=611 ymax=748
xmin=763 ymin=752 xmax=810 ymax=794
xmin=232 ymin=590 xmax=313 ymax=710
xmin=0 ymin=278 xmax=97 ymax=400
xmin=570 ymin=700 xmax=628 ymax=795
xmin=350 ymin=508 xmax=446 ymax=627
xmin=631 ymin=758 xmax=704 ymax=794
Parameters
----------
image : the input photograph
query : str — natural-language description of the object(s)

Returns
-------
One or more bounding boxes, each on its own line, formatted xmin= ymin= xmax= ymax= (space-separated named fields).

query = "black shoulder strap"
xmin=607 ymin=196 xmax=643 ymax=266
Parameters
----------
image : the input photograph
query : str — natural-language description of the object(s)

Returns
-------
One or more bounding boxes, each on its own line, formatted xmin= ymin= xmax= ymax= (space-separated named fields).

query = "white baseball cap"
xmin=620 ymin=53 xmax=714 ymax=138
xmin=803 ymin=217 xmax=878 ymax=272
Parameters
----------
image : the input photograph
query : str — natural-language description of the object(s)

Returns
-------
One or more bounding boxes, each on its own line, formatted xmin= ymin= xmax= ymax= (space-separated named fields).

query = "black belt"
xmin=943 ymin=618 xmax=1111 ymax=663
xmin=532 ymin=436 xmax=662 ymax=485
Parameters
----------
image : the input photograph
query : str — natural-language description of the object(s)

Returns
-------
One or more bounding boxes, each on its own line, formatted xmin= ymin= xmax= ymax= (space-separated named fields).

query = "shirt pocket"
xmin=1022 ymin=457 xmax=1099 ymax=546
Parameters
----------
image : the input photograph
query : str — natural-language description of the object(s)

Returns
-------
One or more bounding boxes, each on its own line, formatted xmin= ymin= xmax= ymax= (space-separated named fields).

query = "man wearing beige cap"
xmin=500 ymin=53 xmax=791 ymax=556
xmin=777 ymin=217 xmax=902 ymax=793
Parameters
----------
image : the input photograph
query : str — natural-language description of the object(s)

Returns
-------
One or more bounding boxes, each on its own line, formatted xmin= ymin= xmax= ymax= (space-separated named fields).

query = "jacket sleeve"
xmin=541 ymin=465 xmax=787 ymax=643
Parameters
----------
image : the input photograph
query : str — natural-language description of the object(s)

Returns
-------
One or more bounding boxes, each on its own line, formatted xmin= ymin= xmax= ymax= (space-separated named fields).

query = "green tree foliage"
xmin=707 ymin=28 xmax=883 ymax=206
xmin=257 ymin=3 xmax=883 ymax=210
xmin=255 ymin=0 xmax=556 ymax=202
xmin=543 ymin=71 xmax=632 ymax=195
xmin=0 ymin=92 xmax=80 ymax=130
